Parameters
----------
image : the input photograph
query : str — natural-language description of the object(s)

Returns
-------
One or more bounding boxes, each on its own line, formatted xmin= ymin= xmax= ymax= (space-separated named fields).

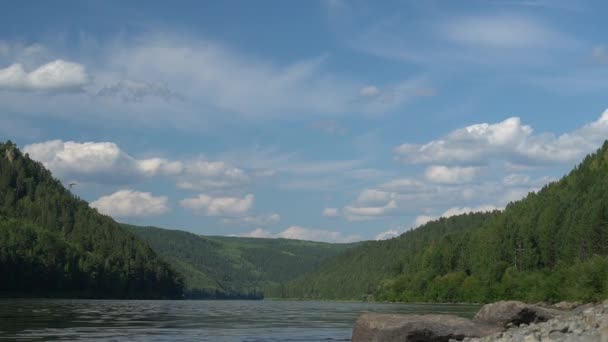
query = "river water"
xmin=0 ymin=299 xmax=479 ymax=341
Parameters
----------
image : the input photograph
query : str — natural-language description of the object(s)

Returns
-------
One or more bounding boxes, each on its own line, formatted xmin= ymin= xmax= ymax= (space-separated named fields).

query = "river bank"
xmin=353 ymin=300 xmax=608 ymax=341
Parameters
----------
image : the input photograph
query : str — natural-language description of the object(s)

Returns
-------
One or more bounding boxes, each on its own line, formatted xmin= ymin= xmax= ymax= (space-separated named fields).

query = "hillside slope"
xmin=276 ymin=141 xmax=608 ymax=303
xmin=0 ymin=141 xmax=183 ymax=298
xmin=127 ymin=225 xmax=356 ymax=298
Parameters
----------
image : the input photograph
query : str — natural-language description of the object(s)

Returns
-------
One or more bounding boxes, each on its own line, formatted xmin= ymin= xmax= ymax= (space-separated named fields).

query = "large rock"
xmin=473 ymin=301 xmax=559 ymax=328
xmin=352 ymin=313 xmax=500 ymax=342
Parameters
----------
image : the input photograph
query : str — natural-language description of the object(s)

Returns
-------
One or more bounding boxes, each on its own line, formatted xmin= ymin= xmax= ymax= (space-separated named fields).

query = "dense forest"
xmin=271 ymin=141 xmax=608 ymax=303
xmin=0 ymin=141 xmax=183 ymax=298
xmin=127 ymin=225 xmax=355 ymax=299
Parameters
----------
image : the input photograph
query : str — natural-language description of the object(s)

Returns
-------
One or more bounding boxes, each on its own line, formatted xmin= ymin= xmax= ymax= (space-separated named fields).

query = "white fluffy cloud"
xmin=375 ymin=229 xmax=401 ymax=240
xmin=180 ymin=193 xmax=254 ymax=217
xmin=344 ymin=199 xmax=398 ymax=221
xmin=176 ymin=161 xmax=250 ymax=191
xmin=424 ymin=165 xmax=479 ymax=184
xmin=323 ymin=207 xmax=340 ymax=217
xmin=240 ymin=226 xmax=360 ymax=243
xmin=395 ymin=110 xmax=608 ymax=167
xmin=23 ymin=140 xmax=253 ymax=189
xmin=91 ymin=190 xmax=169 ymax=217
xmin=24 ymin=140 xmax=139 ymax=182
xmin=0 ymin=60 xmax=88 ymax=92
xmin=413 ymin=204 xmax=500 ymax=229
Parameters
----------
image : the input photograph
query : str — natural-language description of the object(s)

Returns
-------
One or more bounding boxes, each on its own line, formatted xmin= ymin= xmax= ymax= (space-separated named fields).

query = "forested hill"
xmin=0 ymin=141 xmax=183 ymax=298
xmin=127 ymin=225 xmax=356 ymax=299
xmin=272 ymin=141 xmax=608 ymax=303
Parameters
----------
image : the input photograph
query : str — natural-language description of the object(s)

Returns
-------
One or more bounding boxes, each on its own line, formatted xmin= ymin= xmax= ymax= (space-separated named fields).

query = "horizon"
xmin=2 ymin=0 xmax=608 ymax=242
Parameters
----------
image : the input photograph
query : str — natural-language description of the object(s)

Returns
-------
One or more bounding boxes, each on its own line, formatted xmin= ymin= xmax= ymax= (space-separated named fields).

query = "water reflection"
xmin=0 ymin=299 xmax=480 ymax=341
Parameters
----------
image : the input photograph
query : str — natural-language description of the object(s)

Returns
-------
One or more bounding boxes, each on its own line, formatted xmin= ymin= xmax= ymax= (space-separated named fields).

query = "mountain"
xmin=0 ymin=141 xmax=183 ymax=298
xmin=126 ymin=225 xmax=356 ymax=299
xmin=274 ymin=141 xmax=608 ymax=303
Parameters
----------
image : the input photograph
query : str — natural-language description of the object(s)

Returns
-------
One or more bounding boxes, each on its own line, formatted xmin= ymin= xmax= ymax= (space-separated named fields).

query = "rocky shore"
xmin=352 ymin=300 xmax=608 ymax=342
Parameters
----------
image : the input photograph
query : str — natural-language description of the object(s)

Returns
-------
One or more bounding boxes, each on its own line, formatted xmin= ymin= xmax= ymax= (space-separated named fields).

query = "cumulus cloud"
xmin=176 ymin=161 xmax=251 ymax=191
xmin=180 ymin=193 xmax=254 ymax=217
xmin=240 ymin=226 xmax=361 ymax=243
xmin=91 ymin=190 xmax=169 ymax=217
xmin=424 ymin=165 xmax=479 ymax=184
xmin=0 ymin=60 xmax=88 ymax=92
xmin=413 ymin=204 xmax=500 ymax=229
xmin=23 ymin=139 xmax=254 ymax=189
xmin=323 ymin=207 xmax=340 ymax=217
xmin=375 ymin=229 xmax=401 ymax=240
xmin=394 ymin=110 xmax=608 ymax=167
xmin=24 ymin=140 xmax=139 ymax=183
xmin=414 ymin=215 xmax=436 ymax=227
xmin=344 ymin=199 xmax=398 ymax=221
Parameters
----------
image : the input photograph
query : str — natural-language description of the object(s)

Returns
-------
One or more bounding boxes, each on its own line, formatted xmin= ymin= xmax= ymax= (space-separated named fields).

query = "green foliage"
xmin=0 ymin=141 xmax=183 ymax=298
xmin=277 ymin=141 xmax=608 ymax=303
xmin=126 ymin=225 xmax=355 ymax=299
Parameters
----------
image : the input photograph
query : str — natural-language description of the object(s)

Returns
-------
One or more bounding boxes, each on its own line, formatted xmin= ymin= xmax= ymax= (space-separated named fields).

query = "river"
xmin=0 ymin=299 xmax=480 ymax=341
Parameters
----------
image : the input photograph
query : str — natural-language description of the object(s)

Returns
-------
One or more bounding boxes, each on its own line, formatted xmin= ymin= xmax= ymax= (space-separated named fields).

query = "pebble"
xmin=468 ymin=302 xmax=608 ymax=342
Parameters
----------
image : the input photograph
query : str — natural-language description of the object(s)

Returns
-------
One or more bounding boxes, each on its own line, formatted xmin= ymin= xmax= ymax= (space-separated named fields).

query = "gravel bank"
xmin=464 ymin=301 xmax=608 ymax=342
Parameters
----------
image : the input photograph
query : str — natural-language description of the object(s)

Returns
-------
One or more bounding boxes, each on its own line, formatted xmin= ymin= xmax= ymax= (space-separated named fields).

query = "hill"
xmin=273 ymin=141 xmax=608 ymax=303
xmin=0 ymin=141 xmax=183 ymax=298
xmin=126 ymin=225 xmax=356 ymax=298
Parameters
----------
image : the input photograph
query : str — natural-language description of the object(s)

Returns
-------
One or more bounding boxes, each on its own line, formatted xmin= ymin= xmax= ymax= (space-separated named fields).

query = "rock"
xmin=473 ymin=301 xmax=558 ymax=328
xmin=352 ymin=313 xmax=500 ymax=342
xmin=554 ymin=301 xmax=582 ymax=310
xmin=469 ymin=301 xmax=608 ymax=342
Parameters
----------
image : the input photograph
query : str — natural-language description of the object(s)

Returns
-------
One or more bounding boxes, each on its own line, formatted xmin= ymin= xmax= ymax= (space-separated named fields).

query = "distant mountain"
xmin=0 ymin=141 xmax=183 ymax=298
xmin=126 ymin=225 xmax=357 ymax=299
xmin=274 ymin=141 xmax=608 ymax=303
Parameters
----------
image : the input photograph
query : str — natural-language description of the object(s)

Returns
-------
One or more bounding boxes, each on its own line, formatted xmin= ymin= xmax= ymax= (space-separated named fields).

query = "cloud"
xmin=414 ymin=215 xmax=436 ymax=227
xmin=344 ymin=198 xmax=398 ymax=221
xmin=341 ymin=5 xmax=576 ymax=68
xmin=0 ymin=60 xmax=88 ymax=92
xmin=356 ymin=189 xmax=394 ymax=205
xmin=176 ymin=161 xmax=251 ymax=191
xmin=96 ymin=79 xmax=180 ymax=102
xmin=24 ymin=140 xmax=254 ymax=189
xmin=424 ymin=165 xmax=479 ymax=184
xmin=220 ymin=213 xmax=280 ymax=226
xmin=359 ymin=85 xmax=379 ymax=97
xmin=323 ymin=207 xmax=340 ymax=217
xmin=412 ymin=204 xmax=500 ymax=229
xmin=24 ymin=140 xmax=140 ymax=183
xmin=375 ymin=229 xmax=401 ymax=240
xmin=240 ymin=226 xmax=361 ymax=243
xmin=394 ymin=110 xmax=608 ymax=167
xmin=91 ymin=190 xmax=169 ymax=217
xmin=441 ymin=16 xmax=568 ymax=50
xmin=104 ymin=34 xmax=427 ymax=118
xmin=180 ymin=193 xmax=254 ymax=217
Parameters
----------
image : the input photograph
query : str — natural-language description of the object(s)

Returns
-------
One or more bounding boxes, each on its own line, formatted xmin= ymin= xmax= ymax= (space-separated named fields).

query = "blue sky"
xmin=2 ymin=0 xmax=608 ymax=242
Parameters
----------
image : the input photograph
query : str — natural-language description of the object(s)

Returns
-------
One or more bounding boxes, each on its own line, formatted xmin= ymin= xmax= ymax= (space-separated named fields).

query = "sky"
xmin=1 ymin=0 xmax=608 ymax=242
